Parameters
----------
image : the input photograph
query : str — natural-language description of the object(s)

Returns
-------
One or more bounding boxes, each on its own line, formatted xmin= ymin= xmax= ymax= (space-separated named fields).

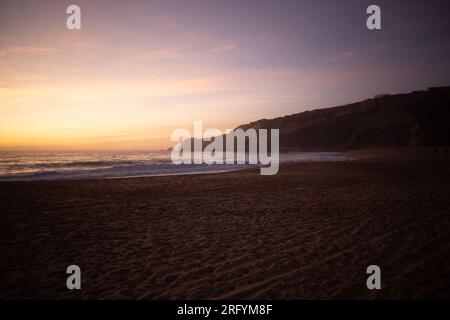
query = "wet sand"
xmin=1 ymin=149 xmax=450 ymax=299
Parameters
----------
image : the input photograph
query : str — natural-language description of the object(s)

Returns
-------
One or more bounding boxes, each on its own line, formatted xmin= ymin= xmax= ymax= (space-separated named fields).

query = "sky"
xmin=1 ymin=0 xmax=450 ymax=150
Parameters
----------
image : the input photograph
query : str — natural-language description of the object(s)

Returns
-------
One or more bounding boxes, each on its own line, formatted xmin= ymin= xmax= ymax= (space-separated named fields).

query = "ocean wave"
xmin=0 ymin=162 xmax=254 ymax=181
xmin=0 ymin=158 xmax=174 ymax=170
xmin=0 ymin=151 xmax=349 ymax=181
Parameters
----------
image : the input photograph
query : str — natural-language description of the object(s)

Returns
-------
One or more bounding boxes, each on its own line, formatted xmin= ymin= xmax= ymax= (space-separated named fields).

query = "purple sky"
xmin=1 ymin=0 xmax=449 ymax=149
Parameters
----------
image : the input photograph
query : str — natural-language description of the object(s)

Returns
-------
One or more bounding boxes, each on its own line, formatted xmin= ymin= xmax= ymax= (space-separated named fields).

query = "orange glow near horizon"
xmin=2 ymin=0 xmax=448 ymax=150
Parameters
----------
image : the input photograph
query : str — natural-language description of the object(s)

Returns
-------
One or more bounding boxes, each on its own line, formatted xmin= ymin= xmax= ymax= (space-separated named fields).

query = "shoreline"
xmin=0 ymin=146 xmax=449 ymax=183
xmin=0 ymin=151 xmax=348 ymax=182
xmin=1 ymin=151 xmax=450 ymax=299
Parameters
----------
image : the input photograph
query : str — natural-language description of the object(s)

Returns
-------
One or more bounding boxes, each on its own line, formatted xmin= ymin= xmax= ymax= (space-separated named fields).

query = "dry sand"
xmin=1 ymin=149 xmax=450 ymax=299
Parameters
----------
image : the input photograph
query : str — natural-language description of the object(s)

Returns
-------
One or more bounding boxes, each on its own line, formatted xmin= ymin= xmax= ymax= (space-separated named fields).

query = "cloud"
xmin=0 ymin=46 xmax=55 ymax=57
xmin=12 ymin=74 xmax=48 ymax=81
xmin=210 ymin=40 xmax=237 ymax=53
xmin=323 ymin=51 xmax=355 ymax=63
xmin=141 ymin=48 xmax=184 ymax=60
xmin=59 ymin=33 xmax=97 ymax=50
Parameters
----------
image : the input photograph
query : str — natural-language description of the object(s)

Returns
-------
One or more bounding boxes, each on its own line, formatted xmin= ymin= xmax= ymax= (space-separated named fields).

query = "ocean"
xmin=0 ymin=150 xmax=350 ymax=181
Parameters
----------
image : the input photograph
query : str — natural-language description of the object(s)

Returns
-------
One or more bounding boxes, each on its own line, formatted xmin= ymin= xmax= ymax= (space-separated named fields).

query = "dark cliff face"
xmin=237 ymin=87 xmax=450 ymax=151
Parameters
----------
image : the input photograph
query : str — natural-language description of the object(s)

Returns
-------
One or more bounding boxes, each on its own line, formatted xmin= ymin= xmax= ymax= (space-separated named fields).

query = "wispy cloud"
xmin=140 ymin=48 xmax=184 ymax=60
xmin=0 ymin=46 xmax=56 ymax=57
xmin=323 ymin=51 xmax=355 ymax=63
xmin=12 ymin=74 xmax=48 ymax=81
xmin=58 ymin=33 xmax=97 ymax=50
xmin=210 ymin=40 xmax=237 ymax=53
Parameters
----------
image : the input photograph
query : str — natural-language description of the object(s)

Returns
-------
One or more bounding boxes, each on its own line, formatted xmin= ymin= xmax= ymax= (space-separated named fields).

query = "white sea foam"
xmin=0 ymin=150 xmax=350 ymax=181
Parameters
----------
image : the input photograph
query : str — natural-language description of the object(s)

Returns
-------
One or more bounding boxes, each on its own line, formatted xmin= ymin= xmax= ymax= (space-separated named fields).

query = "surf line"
xmin=170 ymin=120 xmax=280 ymax=175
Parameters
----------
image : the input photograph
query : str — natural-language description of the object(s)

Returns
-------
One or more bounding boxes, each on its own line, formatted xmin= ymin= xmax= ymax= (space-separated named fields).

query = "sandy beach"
xmin=1 ymin=149 xmax=450 ymax=299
